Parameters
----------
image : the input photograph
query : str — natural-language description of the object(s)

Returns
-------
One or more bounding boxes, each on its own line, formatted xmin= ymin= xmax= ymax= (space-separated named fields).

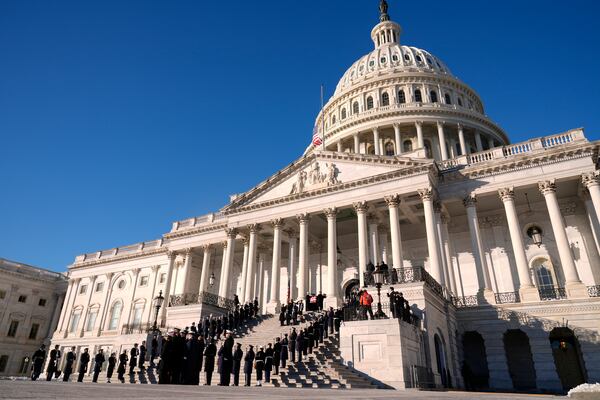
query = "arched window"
xmin=385 ymin=142 xmax=395 ymax=156
xmin=403 ymin=140 xmax=413 ymax=152
xmin=430 ymin=90 xmax=438 ymax=103
xmin=398 ymin=90 xmax=406 ymax=104
xmin=414 ymin=89 xmax=422 ymax=103
xmin=457 ymin=97 xmax=463 ymax=107
xmin=455 ymin=142 xmax=462 ymax=156
xmin=381 ymin=92 xmax=390 ymax=106
xmin=366 ymin=96 xmax=374 ymax=110
xmin=366 ymin=144 xmax=375 ymax=155
xmin=108 ymin=301 xmax=122 ymax=330
xmin=352 ymin=101 xmax=359 ymax=114
xmin=341 ymin=108 xmax=347 ymax=120
xmin=444 ymin=93 xmax=452 ymax=104
xmin=424 ymin=139 xmax=432 ymax=158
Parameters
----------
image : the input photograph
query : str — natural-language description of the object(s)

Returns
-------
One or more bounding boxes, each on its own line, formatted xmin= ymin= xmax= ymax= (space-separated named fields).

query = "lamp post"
xmin=152 ymin=290 xmax=164 ymax=332
xmin=372 ymin=268 xmax=387 ymax=319
xmin=527 ymin=226 xmax=543 ymax=247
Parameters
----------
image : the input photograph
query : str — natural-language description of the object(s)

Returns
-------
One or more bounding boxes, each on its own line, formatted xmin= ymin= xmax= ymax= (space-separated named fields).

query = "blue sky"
xmin=1 ymin=0 xmax=599 ymax=272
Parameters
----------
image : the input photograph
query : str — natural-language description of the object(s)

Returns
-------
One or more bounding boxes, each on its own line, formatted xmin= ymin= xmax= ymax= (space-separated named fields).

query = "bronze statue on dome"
xmin=379 ymin=0 xmax=390 ymax=22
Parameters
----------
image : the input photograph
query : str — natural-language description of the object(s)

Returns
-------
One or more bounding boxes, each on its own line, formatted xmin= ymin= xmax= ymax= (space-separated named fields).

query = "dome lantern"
xmin=372 ymin=1 xmax=401 ymax=49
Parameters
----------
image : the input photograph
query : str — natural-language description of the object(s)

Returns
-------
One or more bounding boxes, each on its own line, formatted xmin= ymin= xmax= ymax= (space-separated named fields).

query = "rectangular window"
xmin=159 ymin=273 xmax=166 ymax=284
xmin=38 ymin=298 xmax=47 ymax=307
xmin=79 ymin=285 xmax=87 ymax=295
xmin=0 ymin=290 xmax=6 ymax=300
xmin=139 ymin=276 xmax=149 ymax=287
xmin=69 ymin=312 xmax=81 ymax=333
xmin=132 ymin=305 xmax=144 ymax=327
xmin=85 ymin=311 xmax=98 ymax=332
xmin=0 ymin=355 xmax=8 ymax=373
xmin=95 ymin=282 xmax=104 ymax=292
xmin=29 ymin=323 xmax=40 ymax=340
xmin=18 ymin=295 xmax=27 ymax=303
xmin=7 ymin=320 xmax=19 ymax=337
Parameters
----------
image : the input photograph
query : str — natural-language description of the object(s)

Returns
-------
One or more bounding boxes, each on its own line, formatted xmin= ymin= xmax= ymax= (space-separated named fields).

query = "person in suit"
xmin=243 ymin=344 xmax=255 ymax=387
xmin=264 ymin=343 xmax=273 ymax=383
xmin=219 ymin=331 xmax=234 ymax=386
xmin=138 ymin=341 xmax=146 ymax=370
xmin=203 ymin=338 xmax=217 ymax=385
xmin=106 ymin=352 xmax=116 ymax=383
xmin=117 ymin=350 xmax=128 ymax=383
xmin=46 ymin=345 xmax=61 ymax=381
xmin=92 ymin=349 xmax=105 ymax=383
xmin=129 ymin=343 xmax=139 ymax=374
xmin=31 ymin=345 xmax=46 ymax=381
xmin=273 ymin=338 xmax=281 ymax=375
xmin=63 ymin=347 xmax=76 ymax=382
xmin=289 ymin=328 xmax=297 ymax=362
xmin=77 ymin=348 xmax=90 ymax=382
xmin=254 ymin=346 xmax=265 ymax=387
xmin=232 ymin=343 xmax=243 ymax=386
xmin=280 ymin=334 xmax=289 ymax=369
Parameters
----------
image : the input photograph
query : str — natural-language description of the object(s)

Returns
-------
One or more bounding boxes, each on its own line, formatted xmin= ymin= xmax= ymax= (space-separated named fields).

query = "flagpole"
xmin=320 ymin=84 xmax=325 ymax=151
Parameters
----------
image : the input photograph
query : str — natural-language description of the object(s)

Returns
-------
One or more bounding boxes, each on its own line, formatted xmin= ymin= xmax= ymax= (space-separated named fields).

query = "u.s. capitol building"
xmin=47 ymin=1 xmax=599 ymax=393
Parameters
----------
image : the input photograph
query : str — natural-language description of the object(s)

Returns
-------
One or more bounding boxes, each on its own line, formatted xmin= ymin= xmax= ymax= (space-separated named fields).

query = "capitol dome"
xmin=306 ymin=1 xmax=508 ymax=162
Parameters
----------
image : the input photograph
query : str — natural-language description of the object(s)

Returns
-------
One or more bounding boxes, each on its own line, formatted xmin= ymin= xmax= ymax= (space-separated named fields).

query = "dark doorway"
xmin=434 ymin=333 xmax=448 ymax=387
xmin=462 ymin=331 xmax=489 ymax=390
xmin=549 ymin=327 xmax=586 ymax=391
xmin=504 ymin=329 xmax=536 ymax=391
xmin=343 ymin=279 xmax=359 ymax=302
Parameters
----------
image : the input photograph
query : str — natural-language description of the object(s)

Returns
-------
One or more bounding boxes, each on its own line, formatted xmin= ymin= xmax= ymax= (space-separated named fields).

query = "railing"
xmin=494 ymin=291 xmax=521 ymax=304
xmin=451 ymin=295 xmax=479 ymax=308
xmin=168 ymin=291 xmax=236 ymax=310
xmin=362 ymin=266 xmax=445 ymax=299
xmin=538 ymin=286 xmax=567 ymax=301
xmin=121 ymin=323 xmax=153 ymax=335
xmin=342 ymin=302 xmax=420 ymax=327
xmin=587 ymin=285 xmax=600 ymax=297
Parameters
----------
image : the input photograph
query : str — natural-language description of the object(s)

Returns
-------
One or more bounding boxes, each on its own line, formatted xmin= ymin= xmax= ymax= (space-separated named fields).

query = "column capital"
xmin=384 ymin=194 xmax=401 ymax=207
xmin=166 ymin=250 xmax=176 ymax=260
xmin=498 ymin=187 xmax=515 ymax=202
xmin=457 ymin=123 xmax=463 ymax=130
xmin=151 ymin=265 xmax=161 ymax=273
xmin=538 ymin=179 xmax=556 ymax=195
xmin=415 ymin=120 xmax=423 ymax=127
xmin=105 ymin=272 xmax=114 ymax=280
xmin=201 ymin=243 xmax=212 ymax=252
xmin=247 ymin=223 xmax=261 ymax=233
xmin=418 ymin=187 xmax=434 ymax=201
xmin=131 ymin=267 xmax=141 ymax=276
xmin=283 ymin=228 xmax=297 ymax=239
xmin=463 ymin=193 xmax=477 ymax=207
xmin=221 ymin=240 xmax=228 ymax=249
xmin=353 ymin=201 xmax=369 ymax=213
xmin=582 ymin=171 xmax=600 ymax=189
xmin=372 ymin=126 xmax=379 ymax=133
xmin=393 ymin=123 xmax=400 ymax=130
xmin=296 ymin=213 xmax=310 ymax=224
xmin=184 ymin=247 xmax=193 ymax=256
xmin=436 ymin=120 xmax=444 ymax=128
xmin=225 ymin=227 xmax=239 ymax=238
xmin=324 ymin=207 xmax=338 ymax=219
xmin=271 ymin=218 xmax=284 ymax=229
xmin=241 ymin=235 xmax=250 ymax=246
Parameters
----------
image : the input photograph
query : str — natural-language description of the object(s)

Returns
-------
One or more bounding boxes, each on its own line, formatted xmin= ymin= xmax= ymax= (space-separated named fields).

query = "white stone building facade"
xmin=0 ymin=258 xmax=67 ymax=376
xmin=48 ymin=2 xmax=600 ymax=393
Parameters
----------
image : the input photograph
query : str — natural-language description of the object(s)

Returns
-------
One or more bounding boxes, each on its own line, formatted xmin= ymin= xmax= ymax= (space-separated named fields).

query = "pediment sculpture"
xmin=290 ymin=161 xmax=340 ymax=194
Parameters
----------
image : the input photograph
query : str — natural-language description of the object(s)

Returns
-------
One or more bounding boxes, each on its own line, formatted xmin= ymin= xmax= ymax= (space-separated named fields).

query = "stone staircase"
xmin=79 ymin=312 xmax=384 ymax=389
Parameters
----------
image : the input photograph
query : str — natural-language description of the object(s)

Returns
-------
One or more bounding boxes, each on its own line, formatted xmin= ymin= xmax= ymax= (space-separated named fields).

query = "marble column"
xmin=160 ymin=252 xmax=176 ymax=324
xmin=440 ymin=215 xmax=458 ymax=294
xmin=582 ymin=191 xmax=600 ymax=256
xmin=457 ymin=124 xmax=467 ymax=155
xmin=286 ymin=230 xmax=297 ymax=302
xmin=297 ymin=213 xmax=310 ymax=300
xmin=268 ymin=218 xmax=284 ymax=311
xmin=433 ymin=202 xmax=448 ymax=287
xmin=178 ymin=248 xmax=193 ymax=294
xmin=353 ymin=201 xmax=369 ymax=287
xmin=475 ymin=132 xmax=483 ymax=152
xmin=256 ymin=251 xmax=266 ymax=304
xmin=384 ymin=195 xmax=404 ymax=269
xmin=538 ymin=180 xmax=587 ymax=298
xmin=239 ymin=236 xmax=250 ymax=301
xmin=353 ymin=134 xmax=360 ymax=153
xmin=95 ymin=272 xmax=114 ymax=336
xmin=336 ymin=141 xmax=342 ymax=152
xmin=373 ymin=128 xmax=381 ymax=155
xmin=63 ymin=279 xmax=81 ymax=337
xmin=143 ymin=265 xmax=161 ymax=326
xmin=463 ymin=194 xmax=494 ymax=300
xmin=325 ymin=207 xmax=339 ymax=307
xmin=380 ymin=230 xmax=389 ymax=265
xmin=582 ymin=172 xmax=600 ymax=228
xmin=244 ymin=224 xmax=261 ymax=303
xmin=393 ymin=123 xmax=402 ymax=155
xmin=57 ymin=280 xmax=75 ymax=332
xmin=219 ymin=228 xmax=238 ymax=299
xmin=198 ymin=244 xmax=212 ymax=294
xmin=369 ymin=217 xmax=380 ymax=264
xmin=498 ymin=187 xmax=538 ymax=301
xmin=418 ymin=188 xmax=443 ymax=284
xmin=415 ymin=121 xmax=424 ymax=149
xmin=123 ymin=268 xmax=141 ymax=327
xmin=437 ymin=121 xmax=448 ymax=160
xmin=79 ymin=275 xmax=98 ymax=336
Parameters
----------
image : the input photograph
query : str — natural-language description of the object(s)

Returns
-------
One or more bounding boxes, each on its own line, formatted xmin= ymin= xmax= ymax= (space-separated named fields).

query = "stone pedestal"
xmin=565 ymin=282 xmax=589 ymax=299
xmin=519 ymin=286 xmax=541 ymax=303
xmin=265 ymin=301 xmax=280 ymax=314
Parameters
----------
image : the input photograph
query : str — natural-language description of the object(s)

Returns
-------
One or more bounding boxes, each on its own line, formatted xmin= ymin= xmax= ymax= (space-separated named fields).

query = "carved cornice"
xmin=352 ymin=201 xmax=369 ymax=213
xmin=72 ymin=247 xmax=168 ymax=269
xmin=163 ymin=223 xmax=227 ymax=240
xmin=538 ymin=179 xmax=556 ymax=195
xmin=498 ymin=187 xmax=515 ymax=202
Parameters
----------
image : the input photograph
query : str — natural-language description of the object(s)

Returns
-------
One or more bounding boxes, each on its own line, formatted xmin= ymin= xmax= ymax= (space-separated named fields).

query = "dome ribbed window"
xmin=366 ymin=96 xmax=374 ymax=110
xmin=398 ymin=90 xmax=406 ymax=104
xmin=414 ymin=89 xmax=422 ymax=103
xmin=381 ymin=92 xmax=390 ymax=106
xmin=444 ymin=93 xmax=451 ymax=104
xmin=430 ymin=90 xmax=438 ymax=103
xmin=352 ymin=101 xmax=359 ymax=114
xmin=341 ymin=108 xmax=347 ymax=120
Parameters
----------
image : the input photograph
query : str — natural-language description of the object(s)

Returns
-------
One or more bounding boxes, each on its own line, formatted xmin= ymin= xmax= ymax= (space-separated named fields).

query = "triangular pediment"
xmin=223 ymin=151 xmax=432 ymax=213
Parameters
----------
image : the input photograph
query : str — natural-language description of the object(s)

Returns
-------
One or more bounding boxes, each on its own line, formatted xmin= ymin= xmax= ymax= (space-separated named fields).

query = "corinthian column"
xmin=160 ymin=252 xmax=176 ymax=324
xmin=297 ymin=213 xmax=310 ymax=300
xmin=96 ymin=272 xmax=114 ymax=336
xmin=239 ymin=236 xmax=250 ymax=301
xmin=198 ymin=244 xmax=212 ymax=294
xmin=268 ymin=219 xmax=284 ymax=312
xmin=384 ymin=194 xmax=403 ymax=270
xmin=219 ymin=228 xmax=238 ymax=298
xmin=353 ymin=201 xmax=369 ymax=287
xmin=285 ymin=229 xmax=297 ymax=302
xmin=324 ymin=207 xmax=339 ymax=307
xmin=582 ymin=172 xmax=600 ymax=227
xmin=539 ymin=180 xmax=587 ymax=298
xmin=418 ymin=188 xmax=443 ymax=284
xmin=393 ymin=124 xmax=402 ymax=155
xmin=463 ymin=194 xmax=493 ymax=300
xmin=437 ymin=121 xmax=448 ymax=160
xmin=498 ymin=187 xmax=539 ymax=302
xmin=244 ymin=224 xmax=261 ymax=303
xmin=457 ymin=124 xmax=467 ymax=155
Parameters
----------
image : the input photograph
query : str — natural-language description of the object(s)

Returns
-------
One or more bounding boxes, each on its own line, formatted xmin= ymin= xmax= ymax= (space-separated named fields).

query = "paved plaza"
xmin=0 ymin=381 xmax=565 ymax=400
